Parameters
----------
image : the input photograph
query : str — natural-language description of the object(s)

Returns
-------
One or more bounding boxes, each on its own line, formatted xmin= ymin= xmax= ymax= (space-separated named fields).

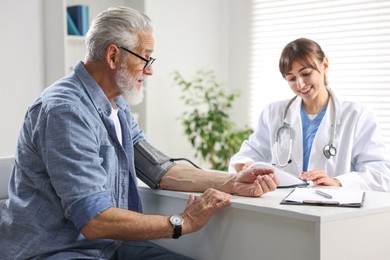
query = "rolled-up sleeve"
xmin=67 ymin=191 xmax=111 ymax=229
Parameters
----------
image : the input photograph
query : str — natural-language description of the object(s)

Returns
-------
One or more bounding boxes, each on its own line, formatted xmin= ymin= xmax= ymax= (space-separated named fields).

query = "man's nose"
xmin=143 ymin=65 xmax=153 ymax=75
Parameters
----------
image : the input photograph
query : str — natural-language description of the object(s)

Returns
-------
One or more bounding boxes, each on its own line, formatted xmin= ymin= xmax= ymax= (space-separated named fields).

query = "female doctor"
xmin=229 ymin=38 xmax=390 ymax=192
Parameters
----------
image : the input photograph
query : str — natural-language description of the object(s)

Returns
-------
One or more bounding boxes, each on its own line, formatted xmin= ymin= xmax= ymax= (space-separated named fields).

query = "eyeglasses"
xmin=120 ymin=46 xmax=156 ymax=70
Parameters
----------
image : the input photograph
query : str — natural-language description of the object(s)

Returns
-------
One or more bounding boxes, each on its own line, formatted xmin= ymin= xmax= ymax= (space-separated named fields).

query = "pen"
xmin=315 ymin=190 xmax=333 ymax=199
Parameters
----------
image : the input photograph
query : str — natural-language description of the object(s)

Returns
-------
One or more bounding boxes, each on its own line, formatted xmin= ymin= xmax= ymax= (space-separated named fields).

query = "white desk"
xmin=139 ymin=184 xmax=390 ymax=260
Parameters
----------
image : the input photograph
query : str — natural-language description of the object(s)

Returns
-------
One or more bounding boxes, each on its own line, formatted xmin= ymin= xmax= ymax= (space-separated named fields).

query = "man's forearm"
xmin=81 ymin=208 xmax=174 ymax=240
xmin=159 ymin=164 xmax=236 ymax=193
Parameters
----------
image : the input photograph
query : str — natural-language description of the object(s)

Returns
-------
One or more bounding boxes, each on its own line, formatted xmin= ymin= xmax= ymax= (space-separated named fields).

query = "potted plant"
xmin=173 ymin=69 xmax=253 ymax=171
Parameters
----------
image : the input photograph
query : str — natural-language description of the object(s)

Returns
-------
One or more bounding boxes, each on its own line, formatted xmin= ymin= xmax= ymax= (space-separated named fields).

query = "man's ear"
xmin=105 ymin=44 xmax=121 ymax=69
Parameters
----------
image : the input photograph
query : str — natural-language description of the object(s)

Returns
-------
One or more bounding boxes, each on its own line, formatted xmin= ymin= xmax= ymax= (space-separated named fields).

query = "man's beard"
xmin=116 ymin=63 xmax=145 ymax=106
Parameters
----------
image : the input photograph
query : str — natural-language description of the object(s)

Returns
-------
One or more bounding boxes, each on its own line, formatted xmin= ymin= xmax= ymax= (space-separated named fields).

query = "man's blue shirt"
xmin=0 ymin=62 xmax=145 ymax=259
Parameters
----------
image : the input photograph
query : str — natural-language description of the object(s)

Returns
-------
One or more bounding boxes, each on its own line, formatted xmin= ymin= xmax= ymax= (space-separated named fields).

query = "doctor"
xmin=229 ymin=38 xmax=390 ymax=192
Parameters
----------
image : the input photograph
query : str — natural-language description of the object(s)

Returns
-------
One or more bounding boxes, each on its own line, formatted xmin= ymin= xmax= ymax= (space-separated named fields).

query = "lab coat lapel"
xmin=308 ymin=88 xmax=341 ymax=170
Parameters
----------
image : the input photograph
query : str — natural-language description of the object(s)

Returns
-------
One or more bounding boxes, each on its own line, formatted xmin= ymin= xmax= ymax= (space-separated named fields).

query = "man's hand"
xmin=232 ymin=167 xmax=279 ymax=197
xmin=181 ymin=188 xmax=232 ymax=235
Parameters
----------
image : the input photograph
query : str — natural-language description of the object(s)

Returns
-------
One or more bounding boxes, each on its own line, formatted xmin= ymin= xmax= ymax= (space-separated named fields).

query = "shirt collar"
xmin=73 ymin=61 xmax=129 ymax=116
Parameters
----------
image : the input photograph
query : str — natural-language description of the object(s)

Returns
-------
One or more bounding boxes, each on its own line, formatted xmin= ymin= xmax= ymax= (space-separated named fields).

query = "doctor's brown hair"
xmin=279 ymin=38 xmax=328 ymax=86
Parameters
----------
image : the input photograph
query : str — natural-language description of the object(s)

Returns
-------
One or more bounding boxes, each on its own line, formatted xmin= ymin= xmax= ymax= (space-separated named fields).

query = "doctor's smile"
xmin=299 ymin=87 xmax=311 ymax=94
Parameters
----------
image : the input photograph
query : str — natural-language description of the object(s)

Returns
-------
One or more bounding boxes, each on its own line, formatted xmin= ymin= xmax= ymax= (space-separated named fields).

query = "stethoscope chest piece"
xmin=323 ymin=144 xmax=337 ymax=159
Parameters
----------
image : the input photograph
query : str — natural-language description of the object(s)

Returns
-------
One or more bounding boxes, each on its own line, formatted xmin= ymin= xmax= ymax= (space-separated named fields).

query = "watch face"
xmin=170 ymin=215 xmax=184 ymax=226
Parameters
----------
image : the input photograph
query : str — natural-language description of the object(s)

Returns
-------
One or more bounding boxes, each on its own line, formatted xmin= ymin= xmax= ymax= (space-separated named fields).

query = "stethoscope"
xmin=275 ymin=92 xmax=337 ymax=167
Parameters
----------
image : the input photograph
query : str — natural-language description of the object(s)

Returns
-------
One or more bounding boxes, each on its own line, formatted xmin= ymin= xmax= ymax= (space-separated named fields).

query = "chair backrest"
xmin=0 ymin=156 xmax=14 ymax=200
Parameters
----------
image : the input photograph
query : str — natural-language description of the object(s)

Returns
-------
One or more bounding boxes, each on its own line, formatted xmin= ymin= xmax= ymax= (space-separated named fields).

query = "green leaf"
xmin=172 ymin=69 xmax=253 ymax=171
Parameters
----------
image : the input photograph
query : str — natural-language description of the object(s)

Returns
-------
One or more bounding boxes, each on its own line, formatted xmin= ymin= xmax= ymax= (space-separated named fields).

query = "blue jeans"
xmin=110 ymin=241 xmax=193 ymax=260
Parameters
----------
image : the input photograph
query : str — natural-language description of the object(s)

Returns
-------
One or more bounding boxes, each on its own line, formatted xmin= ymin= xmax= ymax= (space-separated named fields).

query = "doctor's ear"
xmin=322 ymin=57 xmax=329 ymax=73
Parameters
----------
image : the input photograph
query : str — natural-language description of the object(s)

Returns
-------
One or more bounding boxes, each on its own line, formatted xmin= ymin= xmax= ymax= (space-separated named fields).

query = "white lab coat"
xmin=229 ymin=89 xmax=390 ymax=192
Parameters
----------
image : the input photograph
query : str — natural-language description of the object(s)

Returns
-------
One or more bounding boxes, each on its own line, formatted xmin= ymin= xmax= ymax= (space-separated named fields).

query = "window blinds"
xmin=249 ymin=0 xmax=390 ymax=146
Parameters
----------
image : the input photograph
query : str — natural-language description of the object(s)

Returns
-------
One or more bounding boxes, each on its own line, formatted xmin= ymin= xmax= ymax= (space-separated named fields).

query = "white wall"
xmin=144 ymin=0 xmax=250 ymax=167
xmin=0 ymin=0 xmax=44 ymax=157
xmin=227 ymin=0 xmax=251 ymax=127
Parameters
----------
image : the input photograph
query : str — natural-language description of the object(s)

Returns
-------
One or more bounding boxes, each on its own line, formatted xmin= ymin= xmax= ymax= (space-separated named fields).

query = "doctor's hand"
xmin=232 ymin=167 xmax=280 ymax=197
xmin=234 ymin=161 xmax=255 ymax=172
xmin=300 ymin=169 xmax=342 ymax=187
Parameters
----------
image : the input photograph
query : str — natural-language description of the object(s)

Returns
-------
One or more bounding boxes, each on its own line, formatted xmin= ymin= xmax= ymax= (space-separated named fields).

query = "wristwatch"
xmin=169 ymin=214 xmax=184 ymax=239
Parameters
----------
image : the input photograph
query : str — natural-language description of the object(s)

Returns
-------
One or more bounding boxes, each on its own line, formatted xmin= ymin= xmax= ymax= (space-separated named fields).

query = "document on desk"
xmin=281 ymin=187 xmax=365 ymax=208
xmin=249 ymin=162 xmax=308 ymax=188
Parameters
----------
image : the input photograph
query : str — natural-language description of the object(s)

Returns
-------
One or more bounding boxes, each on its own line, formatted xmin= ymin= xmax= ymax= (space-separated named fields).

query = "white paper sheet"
xmin=250 ymin=162 xmax=308 ymax=188
xmin=285 ymin=187 xmax=365 ymax=205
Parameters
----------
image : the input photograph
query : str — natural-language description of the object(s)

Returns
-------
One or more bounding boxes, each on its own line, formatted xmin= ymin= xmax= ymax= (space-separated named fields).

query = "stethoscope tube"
xmin=275 ymin=122 xmax=293 ymax=167
xmin=323 ymin=93 xmax=338 ymax=159
xmin=275 ymin=91 xmax=337 ymax=167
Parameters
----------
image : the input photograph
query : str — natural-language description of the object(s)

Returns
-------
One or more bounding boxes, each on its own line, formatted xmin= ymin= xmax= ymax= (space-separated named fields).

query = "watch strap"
xmin=170 ymin=214 xmax=184 ymax=239
xmin=172 ymin=225 xmax=182 ymax=239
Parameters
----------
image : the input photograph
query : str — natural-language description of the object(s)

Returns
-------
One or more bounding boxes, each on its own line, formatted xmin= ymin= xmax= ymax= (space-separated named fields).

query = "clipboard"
xmin=249 ymin=162 xmax=308 ymax=188
xmin=280 ymin=187 xmax=366 ymax=208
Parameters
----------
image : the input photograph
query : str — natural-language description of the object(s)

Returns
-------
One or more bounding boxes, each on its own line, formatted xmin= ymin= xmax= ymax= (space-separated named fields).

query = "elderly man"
xmin=0 ymin=6 xmax=278 ymax=259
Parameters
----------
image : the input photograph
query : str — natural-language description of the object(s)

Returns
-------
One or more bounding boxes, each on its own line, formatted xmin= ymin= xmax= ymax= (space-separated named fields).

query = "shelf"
xmin=67 ymin=35 xmax=86 ymax=42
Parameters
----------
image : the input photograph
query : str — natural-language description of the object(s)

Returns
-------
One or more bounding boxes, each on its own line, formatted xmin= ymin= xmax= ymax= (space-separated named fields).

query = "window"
xmin=249 ymin=0 xmax=390 ymax=146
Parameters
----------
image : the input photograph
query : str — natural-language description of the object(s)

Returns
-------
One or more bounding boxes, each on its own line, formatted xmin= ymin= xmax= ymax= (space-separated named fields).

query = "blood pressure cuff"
xmin=134 ymin=140 xmax=176 ymax=189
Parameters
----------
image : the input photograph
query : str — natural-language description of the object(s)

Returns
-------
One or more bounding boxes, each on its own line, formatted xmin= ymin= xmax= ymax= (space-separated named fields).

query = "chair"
xmin=0 ymin=156 xmax=14 ymax=204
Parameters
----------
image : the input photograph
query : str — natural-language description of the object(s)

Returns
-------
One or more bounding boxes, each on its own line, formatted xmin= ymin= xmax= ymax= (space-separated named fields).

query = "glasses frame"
xmin=120 ymin=46 xmax=156 ymax=70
